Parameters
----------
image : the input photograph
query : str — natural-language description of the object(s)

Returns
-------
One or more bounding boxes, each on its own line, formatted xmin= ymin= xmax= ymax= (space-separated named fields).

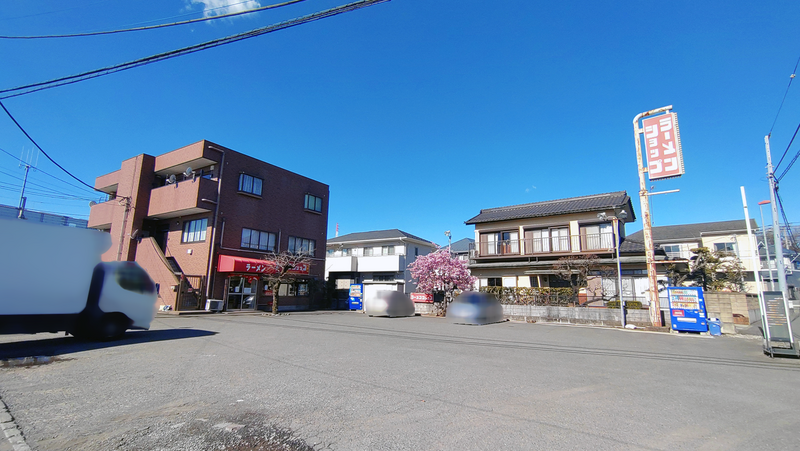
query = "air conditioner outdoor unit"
xmin=206 ymin=299 xmax=224 ymax=312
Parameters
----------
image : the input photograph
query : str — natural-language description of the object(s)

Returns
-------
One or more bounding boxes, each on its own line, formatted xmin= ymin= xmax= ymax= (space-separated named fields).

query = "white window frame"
xmin=182 ymin=218 xmax=207 ymax=243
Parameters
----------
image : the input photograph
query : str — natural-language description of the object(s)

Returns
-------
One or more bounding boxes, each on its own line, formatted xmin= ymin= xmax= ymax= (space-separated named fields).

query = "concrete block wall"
xmin=704 ymin=292 xmax=740 ymax=334
xmin=414 ymin=303 xmax=435 ymax=315
xmin=501 ymin=305 xmax=652 ymax=326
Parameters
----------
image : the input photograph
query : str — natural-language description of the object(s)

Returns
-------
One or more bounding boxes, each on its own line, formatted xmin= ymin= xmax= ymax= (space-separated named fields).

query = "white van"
xmin=0 ymin=218 xmax=157 ymax=340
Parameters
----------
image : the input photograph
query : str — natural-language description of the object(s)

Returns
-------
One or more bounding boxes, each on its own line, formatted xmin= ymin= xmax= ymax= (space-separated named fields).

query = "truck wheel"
xmin=96 ymin=314 xmax=128 ymax=341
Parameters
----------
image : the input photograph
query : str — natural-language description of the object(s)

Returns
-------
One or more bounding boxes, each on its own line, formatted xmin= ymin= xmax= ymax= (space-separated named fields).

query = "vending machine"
xmin=666 ymin=287 xmax=708 ymax=332
xmin=348 ymin=284 xmax=364 ymax=311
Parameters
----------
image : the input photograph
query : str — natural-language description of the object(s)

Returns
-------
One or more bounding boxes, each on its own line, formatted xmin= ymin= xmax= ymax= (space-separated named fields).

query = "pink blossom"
xmin=408 ymin=249 xmax=476 ymax=293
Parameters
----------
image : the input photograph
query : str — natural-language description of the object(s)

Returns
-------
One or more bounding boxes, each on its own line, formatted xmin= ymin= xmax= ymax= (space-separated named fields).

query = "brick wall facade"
xmin=89 ymin=140 xmax=329 ymax=312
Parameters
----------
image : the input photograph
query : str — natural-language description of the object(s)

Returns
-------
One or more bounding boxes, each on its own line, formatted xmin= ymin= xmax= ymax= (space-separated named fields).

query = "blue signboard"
xmin=349 ymin=284 xmax=363 ymax=310
xmin=667 ymin=287 xmax=708 ymax=332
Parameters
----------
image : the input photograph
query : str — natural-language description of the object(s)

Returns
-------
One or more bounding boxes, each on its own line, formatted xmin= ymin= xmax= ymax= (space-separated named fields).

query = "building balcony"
xmin=469 ymin=233 xmax=615 ymax=259
xmin=87 ymin=199 xmax=118 ymax=229
xmin=94 ymin=170 xmax=120 ymax=195
xmin=146 ymin=177 xmax=218 ymax=220
xmin=327 ymin=255 xmax=358 ymax=272
xmin=357 ymin=255 xmax=404 ymax=272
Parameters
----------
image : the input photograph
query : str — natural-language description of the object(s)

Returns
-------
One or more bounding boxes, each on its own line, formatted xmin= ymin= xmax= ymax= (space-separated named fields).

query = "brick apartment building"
xmin=87 ymin=140 xmax=329 ymax=312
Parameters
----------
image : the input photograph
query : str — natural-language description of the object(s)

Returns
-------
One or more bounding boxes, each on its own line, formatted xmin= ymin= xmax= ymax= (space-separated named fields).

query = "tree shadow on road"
xmin=0 ymin=328 xmax=217 ymax=360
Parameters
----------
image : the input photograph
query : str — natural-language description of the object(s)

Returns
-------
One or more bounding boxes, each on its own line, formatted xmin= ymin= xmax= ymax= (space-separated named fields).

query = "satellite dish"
xmin=184 ymin=167 xmax=193 ymax=177
xmin=167 ymin=174 xmax=176 ymax=184
xmin=89 ymin=201 xmax=97 ymax=207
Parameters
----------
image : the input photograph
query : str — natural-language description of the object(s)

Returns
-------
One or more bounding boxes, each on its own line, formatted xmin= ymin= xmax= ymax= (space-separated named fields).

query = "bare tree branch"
xmin=262 ymin=251 xmax=313 ymax=314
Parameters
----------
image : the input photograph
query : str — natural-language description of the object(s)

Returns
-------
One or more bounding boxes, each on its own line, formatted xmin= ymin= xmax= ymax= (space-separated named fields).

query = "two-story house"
xmin=88 ymin=140 xmax=329 ymax=312
xmin=325 ymin=229 xmax=438 ymax=302
xmin=449 ymin=238 xmax=474 ymax=262
xmin=626 ymin=219 xmax=765 ymax=294
xmin=465 ymin=191 xmax=664 ymax=306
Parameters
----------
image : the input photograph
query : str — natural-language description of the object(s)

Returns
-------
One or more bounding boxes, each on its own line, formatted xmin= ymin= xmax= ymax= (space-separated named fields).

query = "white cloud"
xmin=525 ymin=185 xmax=537 ymax=193
xmin=188 ymin=0 xmax=262 ymax=18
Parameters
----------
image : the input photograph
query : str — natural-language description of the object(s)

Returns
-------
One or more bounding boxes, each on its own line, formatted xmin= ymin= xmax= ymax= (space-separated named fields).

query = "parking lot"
xmin=1 ymin=312 xmax=800 ymax=450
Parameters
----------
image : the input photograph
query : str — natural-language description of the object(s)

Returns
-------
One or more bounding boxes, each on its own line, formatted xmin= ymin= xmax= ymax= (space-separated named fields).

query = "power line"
xmin=0 ymin=0 xmax=390 ymax=100
xmin=776 ymin=147 xmax=800 ymax=181
xmin=0 ymin=0 xmax=307 ymax=40
xmin=0 ymin=146 xmax=99 ymax=195
xmin=0 ymin=183 xmax=97 ymax=201
xmin=774 ymin=120 xmax=800 ymax=173
xmin=0 ymin=168 xmax=99 ymax=200
xmin=776 ymin=192 xmax=797 ymax=250
xmin=0 ymin=100 xmax=99 ymax=191
xmin=769 ymin=56 xmax=800 ymax=136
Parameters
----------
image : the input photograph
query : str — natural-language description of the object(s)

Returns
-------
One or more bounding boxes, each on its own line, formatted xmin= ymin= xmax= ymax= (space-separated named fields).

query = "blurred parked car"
xmin=365 ymin=290 xmax=415 ymax=317
xmin=447 ymin=291 xmax=505 ymax=325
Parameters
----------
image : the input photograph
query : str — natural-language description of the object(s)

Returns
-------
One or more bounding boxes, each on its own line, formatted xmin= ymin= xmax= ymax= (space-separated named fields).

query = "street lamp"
xmin=757 ymin=200 xmax=775 ymax=291
xmin=598 ymin=209 xmax=628 ymax=327
xmin=445 ymin=230 xmax=452 ymax=254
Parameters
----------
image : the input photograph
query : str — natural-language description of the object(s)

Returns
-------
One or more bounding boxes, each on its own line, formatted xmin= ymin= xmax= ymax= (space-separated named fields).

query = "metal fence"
xmin=177 ymin=275 xmax=206 ymax=311
xmin=481 ymin=287 xmax=650 ymax=308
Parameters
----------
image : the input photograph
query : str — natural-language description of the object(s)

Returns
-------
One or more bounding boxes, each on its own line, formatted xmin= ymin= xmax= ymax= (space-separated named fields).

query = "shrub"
xmin=607 ymin=300 xmax=643 ymax=309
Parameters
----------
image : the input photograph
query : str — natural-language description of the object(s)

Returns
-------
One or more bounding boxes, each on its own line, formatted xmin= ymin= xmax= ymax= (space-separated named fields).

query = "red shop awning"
xmin=217 ymin=254 xmax=310 ymax=275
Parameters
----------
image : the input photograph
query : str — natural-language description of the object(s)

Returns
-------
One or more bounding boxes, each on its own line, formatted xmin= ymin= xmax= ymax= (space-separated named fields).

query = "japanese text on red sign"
xmin=642 ymin=112 xmax=684 ymax=180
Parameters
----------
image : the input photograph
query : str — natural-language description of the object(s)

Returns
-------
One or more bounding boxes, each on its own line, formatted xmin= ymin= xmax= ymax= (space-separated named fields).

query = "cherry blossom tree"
xmin=408 ymin=249 xmax=476 ymax=316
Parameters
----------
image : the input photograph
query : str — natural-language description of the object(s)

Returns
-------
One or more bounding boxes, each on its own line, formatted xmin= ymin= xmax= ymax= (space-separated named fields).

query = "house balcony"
xmin=87 ymin=199 xmax=118 ymax=229
xmin=327 ymin=255 xmax=358 ymax=272
xmin=146 ymin=177 xmax=218 ymax=220
xmin=357 ymin=255 xmax=404 ymax=272
xmin=469 ymin=233 xmax=615 ymax=259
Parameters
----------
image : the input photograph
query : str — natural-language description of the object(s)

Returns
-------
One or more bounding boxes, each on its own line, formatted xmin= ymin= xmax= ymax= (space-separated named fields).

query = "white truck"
xmin=0 ymin=218 xmax=157 ymax=340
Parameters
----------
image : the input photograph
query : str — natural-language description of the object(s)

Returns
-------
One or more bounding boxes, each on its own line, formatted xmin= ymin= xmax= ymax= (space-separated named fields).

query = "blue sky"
xmin=1 ymin=0 xmax=799 ymax=247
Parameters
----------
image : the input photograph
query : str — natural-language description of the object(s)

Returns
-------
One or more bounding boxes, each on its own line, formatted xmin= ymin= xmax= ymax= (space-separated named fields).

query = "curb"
xmin=0 ymin=396 xmax=30 ymax=451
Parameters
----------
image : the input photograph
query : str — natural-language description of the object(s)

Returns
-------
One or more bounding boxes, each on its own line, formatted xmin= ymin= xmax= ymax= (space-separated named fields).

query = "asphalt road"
xmin=1 ymin=312 xmax=799 ymax=451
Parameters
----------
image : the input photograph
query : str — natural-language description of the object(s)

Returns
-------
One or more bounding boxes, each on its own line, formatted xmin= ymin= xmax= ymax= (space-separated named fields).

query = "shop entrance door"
xmin=226 ymin=276 xmax=257 ymax=310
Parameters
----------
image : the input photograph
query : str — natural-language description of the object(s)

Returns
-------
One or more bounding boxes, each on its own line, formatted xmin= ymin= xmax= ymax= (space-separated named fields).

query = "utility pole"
xmin=633 ymin=106 xmax=675 ymax=327
xmin=17 ymin=162 xmax=30 ymax=219
xmin=765 ymin=135 xmax=789 ymax=299
xmin=758 ymin=200 xmax=775 ymax=291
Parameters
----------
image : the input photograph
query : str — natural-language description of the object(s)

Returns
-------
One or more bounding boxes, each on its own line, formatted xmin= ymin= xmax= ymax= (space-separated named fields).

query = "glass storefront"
xmin=226 ymin=275 xmax=258 ymax=310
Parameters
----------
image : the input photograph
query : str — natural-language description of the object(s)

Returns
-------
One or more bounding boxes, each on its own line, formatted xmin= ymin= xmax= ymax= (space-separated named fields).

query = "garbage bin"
xmin=708 ymin=318 xmax=721 ymax=336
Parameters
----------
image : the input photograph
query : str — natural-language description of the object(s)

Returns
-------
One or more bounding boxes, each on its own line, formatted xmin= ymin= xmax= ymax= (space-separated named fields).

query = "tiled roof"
xmin=465 ymin=191 xmax=636 ymax=225
xmin=626 ymin=219 xmax=759 ymax=243
xmin=327 ymin=229 xmax=434 ymax=245
xmin=448 ymin=238 xmax=474 ymax=254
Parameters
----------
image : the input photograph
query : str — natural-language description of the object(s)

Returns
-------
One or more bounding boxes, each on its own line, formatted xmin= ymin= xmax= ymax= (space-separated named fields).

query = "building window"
xmin=374 ymin=274 xmax=395 ymax=281
xmin=241 ymin=228 xmax=276 ymax=251
xmin=415 ymin=247 xmax=418 ymax=256
xmin=487 ymin=277 xmax=502 ymax=287
xmin=327 ymin=249 xmax=334 ymax=256
xmin=342 ymin=248 xmax=352 ymax=256
xmin=381 ymin=245 xmax=395 ymax=256
xmin=289 ymin=236 xmax=316 ymax=256
xmin=550 ymin=227 xmax=570 ymax=252
xmin=580 ymin=223 xmax=613 ymax=250
xmin=714 ymin=242 xmax=736 ymax=254
xmin=182 ymin=218 xmax=207 ymax=243
xmin=529 ymin=276 xmax=540 ymax=288
xmin=304 ymin=194 xmax=323 ymax=212
xmin=364 ymin=247 xmax=374 ymax=256
xmin=662 ymin=245 xmax=681 ymax=259
xmin=238 ymin=174 xmax=263 ymax=196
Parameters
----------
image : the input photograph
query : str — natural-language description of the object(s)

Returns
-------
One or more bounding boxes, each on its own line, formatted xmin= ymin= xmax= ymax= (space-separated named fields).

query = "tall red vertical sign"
xmin=642 ymin=112 xmax=684 ymax=180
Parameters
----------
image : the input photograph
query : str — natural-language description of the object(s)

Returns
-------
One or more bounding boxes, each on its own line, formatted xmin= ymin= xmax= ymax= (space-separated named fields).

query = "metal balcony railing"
xmin=469 ymin=233 xmax=614 ymax=258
